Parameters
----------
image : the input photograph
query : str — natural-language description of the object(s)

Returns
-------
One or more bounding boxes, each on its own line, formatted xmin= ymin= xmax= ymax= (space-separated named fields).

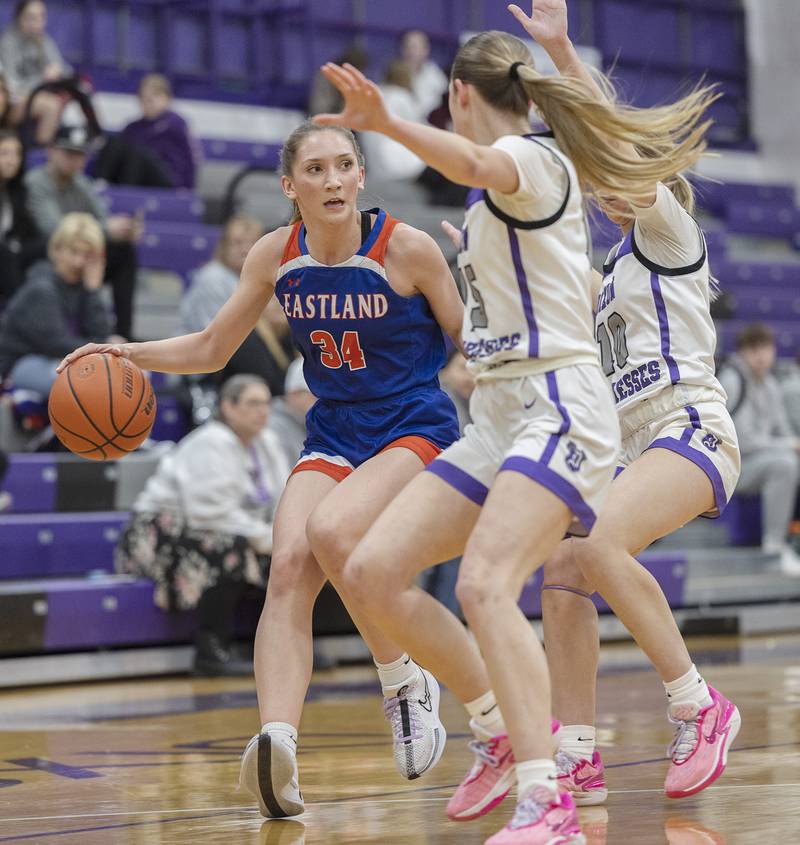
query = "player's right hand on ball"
xmin=57 ymin=342 xmax=130 ymax=373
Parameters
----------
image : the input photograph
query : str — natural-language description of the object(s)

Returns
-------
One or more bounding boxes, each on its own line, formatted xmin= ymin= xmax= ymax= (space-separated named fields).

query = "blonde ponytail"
xmin=452 ymin=31 xmax=719 ymax=212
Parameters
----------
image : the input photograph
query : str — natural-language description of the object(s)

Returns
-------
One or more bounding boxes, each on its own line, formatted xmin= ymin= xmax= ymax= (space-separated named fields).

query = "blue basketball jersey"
xmin=274 ymin=208 xmax=448 ymax=403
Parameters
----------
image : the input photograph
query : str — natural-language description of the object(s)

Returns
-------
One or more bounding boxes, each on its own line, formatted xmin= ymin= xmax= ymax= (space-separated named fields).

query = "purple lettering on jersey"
xmin=612 ymin=359 xmax=662 ymax=403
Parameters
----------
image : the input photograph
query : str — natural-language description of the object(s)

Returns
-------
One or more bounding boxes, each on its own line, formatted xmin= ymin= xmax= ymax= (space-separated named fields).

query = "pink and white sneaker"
xmin=664 ymin=685 xmax=741 ymax=799
xmin=484 ymin=787 xmax=586 ymax=845
xmin=447 ymin=719 xmax=561 ymax=822
xmin=555 ymin=749 xmax=608 ymax=806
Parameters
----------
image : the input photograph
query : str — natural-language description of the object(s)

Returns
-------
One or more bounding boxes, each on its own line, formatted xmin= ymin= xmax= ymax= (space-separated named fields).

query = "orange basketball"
xmin=48 ymin=353 xmax=157 ymax=461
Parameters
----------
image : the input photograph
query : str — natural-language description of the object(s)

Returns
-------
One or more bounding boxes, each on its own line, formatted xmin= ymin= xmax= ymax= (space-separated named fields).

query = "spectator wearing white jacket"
xmin=115 ymin=375 xmax=291 ymax=674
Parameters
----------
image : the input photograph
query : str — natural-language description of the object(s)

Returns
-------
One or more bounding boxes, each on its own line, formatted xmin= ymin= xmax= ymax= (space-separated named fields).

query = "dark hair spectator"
xmin=0 ymin=1 xmax=71 ymax=143
xmin=0 ymin=127 xmax=45 ymax=302
xmin=0 ymin=212 xmax=115 ymax=395
xmin=114 ymin=375 xmax=291 ymax=676
xmin=308 ymin=44 xmax=369 ymax=117
xmin=719 ymin=321 xmax=800 ymax=575
xmin=180 ymin=215 xmax=294 ymax=399
xmin=24 ymin=124 xmax=142 ymax=338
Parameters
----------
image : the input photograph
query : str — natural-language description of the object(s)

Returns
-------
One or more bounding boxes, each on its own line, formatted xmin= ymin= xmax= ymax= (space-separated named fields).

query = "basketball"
xmin=47 ymin=353 xmax=157 ymax=461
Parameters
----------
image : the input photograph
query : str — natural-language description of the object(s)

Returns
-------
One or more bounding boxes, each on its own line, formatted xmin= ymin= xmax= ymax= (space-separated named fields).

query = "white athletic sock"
xmin=664 ymin=664 xmax=712 ymax=719
xmin=262 ymin=721 xmax=298 ymax=747
xmin=516 ymin=759 xmax=559 ymax=801
xmin=465 ymin=690 xmax=506 ymax=740
xmin=375 ymin=653 xmax=421 ymax=696
xmin=558 ymin=724 xmax=596 ymax=760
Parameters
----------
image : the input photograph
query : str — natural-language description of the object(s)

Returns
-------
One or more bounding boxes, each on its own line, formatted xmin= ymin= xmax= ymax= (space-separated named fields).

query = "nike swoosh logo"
xmin=417 ymin=675 xmax=433 ymax=712
xmin=480 ymin=703 xmax=498 ymax=717
xmin=524 ymin=398 xmax=537 ymax=409
xmin=573 ymin=772 xmax=599 ymax=786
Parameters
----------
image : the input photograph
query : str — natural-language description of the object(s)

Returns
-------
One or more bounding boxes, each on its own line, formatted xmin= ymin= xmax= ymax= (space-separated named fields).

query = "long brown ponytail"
xmin=451 ymin=31 xmax=719 ymax=212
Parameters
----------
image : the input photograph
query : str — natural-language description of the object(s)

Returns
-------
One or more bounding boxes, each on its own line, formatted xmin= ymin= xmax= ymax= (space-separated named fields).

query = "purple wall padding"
xmin=41 ymin=578 xmax=196 ymax=650
xmin=519 ymin=552 xmax=687 ymax=617
xmin=3 ymin=455 xmax=57 ymax=514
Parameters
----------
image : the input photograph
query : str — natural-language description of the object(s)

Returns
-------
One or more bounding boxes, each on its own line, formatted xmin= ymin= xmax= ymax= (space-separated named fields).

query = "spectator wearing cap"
xmin=118 ymin=74 xmax=200 ymax=190
xmin=718 ymin=322 xmax=800 ymax=575
xmin=24 ymin=124 xmax=142 ymax=338
xmin=0 ymin=1 xmax=71 ymax=143
xmin=180 ymin=215 xmax=294 ymax=397
xmin=267 ymin=358 xmax=316 ymax=466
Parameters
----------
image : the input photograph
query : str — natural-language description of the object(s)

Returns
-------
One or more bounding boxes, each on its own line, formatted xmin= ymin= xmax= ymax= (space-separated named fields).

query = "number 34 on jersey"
xmin=310 ymin=330 xmax=366 ymax=371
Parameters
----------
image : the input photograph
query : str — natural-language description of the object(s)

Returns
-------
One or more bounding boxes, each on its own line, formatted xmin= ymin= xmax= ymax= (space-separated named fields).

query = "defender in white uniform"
xmin=520 ymin=0 xmax=743 ymax=817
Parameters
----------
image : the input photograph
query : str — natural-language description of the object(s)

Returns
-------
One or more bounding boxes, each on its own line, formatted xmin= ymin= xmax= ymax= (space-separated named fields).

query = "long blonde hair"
xmin=451 ymin=31 xmax=719 ymax=212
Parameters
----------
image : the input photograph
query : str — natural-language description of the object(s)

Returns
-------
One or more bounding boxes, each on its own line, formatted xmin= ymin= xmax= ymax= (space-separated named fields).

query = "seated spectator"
xmin=780 ymin=354 xmax=800 ymax=438
xmin=359 ymin=60 xmax=427 ymax=183
xmin=400 ymin=29 xmax=448 ymax=119
xmin=115 ymin=375 xmax=291 ymax=676
xmin=308 ymin=44 xmax=369 ymax=117
xmin=24 ymin=124 xmax=142 ymax=338
xmin=0 ymin=1 xmax=71 ymax=143
xmin=0 ymin=212 xmax=115 ymax=395
xmin=0 ymin=128 xmax=45 ymax=303
xmin=0 ymin=73 xmax=15 ymax=130
xmin=718 ymin=322 xmax=800 ymax=574
xmin=180 ymin=215 xmax=294 ymax=397
xmin=268 ymin=357 xmax=316 ymax=466
xmin=110 ymin=74 xmax=200 ymax=190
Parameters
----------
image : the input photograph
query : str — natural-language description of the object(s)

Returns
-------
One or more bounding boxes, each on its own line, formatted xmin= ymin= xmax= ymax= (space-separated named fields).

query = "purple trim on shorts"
xmin=465 ymin=188 xmax=483 ymax=211
xmin=685 ymin=405 xmax=702 ymax=429
xmin=499 ymin=455 xmax=596 ymax=532
xmin=539 ymin=370 xmax=571 ymax=465
xmin=614 ymin=465 xmax=625 ymax=478
xmin=507 ymin=225 xmax=539 ymax=357
xmin=648 ymin=436 xmax=728 ymax=515
xmin=541 ymin=583 xmax=594 ymax=600
xmin=426 ymin=459 xmax=488 ymax=506
xmin=650 ymin=272 xmax=681 ymax=384
xmin=680 ymin=427 xmax=694 ymax=443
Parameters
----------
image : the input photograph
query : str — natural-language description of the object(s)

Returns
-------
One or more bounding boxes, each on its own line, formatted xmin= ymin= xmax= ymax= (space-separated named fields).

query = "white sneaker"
xmin=384 ymin=667 xmax=447 ymax=780
xmin=240 ymin=731 xmax=304 ymax=818
xmin=779 ymin=546 xmax=800 ymax=576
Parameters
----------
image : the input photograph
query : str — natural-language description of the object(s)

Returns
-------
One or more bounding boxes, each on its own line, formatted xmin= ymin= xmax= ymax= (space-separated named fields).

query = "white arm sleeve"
xmin=631 ymin=182 xmax=705 ymax=270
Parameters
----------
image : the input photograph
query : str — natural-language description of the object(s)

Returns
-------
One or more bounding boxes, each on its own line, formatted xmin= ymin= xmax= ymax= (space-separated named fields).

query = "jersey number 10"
xmin=310 ymin=330 xmax=367 ymax=371
xmin=596 ymin=312 xmax=629 ymax=376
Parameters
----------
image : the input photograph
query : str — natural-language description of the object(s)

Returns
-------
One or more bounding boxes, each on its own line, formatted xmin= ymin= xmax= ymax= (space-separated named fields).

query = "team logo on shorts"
xmin=702 ymin=432 xmax=721 ymax=452
xmin=565 ymin=441 xmax=586 ymax=472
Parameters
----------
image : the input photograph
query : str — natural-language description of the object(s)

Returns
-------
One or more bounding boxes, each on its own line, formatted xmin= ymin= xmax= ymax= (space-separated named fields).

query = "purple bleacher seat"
xmin=99 ymin=186 xmax=204 ymax=223
xmin=715 ymin=260 xmax=800 ymax=288
xmin=138 ymin=222 xmax=221 ymax=281
xmin=720 ymin=494 xmax=761 ymax=546
xmin=716 ymin=319 xmax=800 ymax=358
xmin=728 ymin=288 xmax=800 ymax=321
xmin=598 ymin=2 xmax=681 ymax=65
xmin=519 ymin=550 xmax=687 ymax=616
xmin=200 ymin=139 xmax=281 ymax=168
xmin=725 ymin=199 xmax=798 ymax=240
xmin=149 ymin=395 xmax=189 ymax=443
xmin=0 ymin=512 xmax=127 ymax=579
xmin=3 ymin=455 xmax=57 ymax=514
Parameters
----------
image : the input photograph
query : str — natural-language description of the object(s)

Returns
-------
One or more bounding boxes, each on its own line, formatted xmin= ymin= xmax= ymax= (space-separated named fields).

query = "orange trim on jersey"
xmin=291 ymin=458 xmax=352 ymax=483
xmin=280 ymin=222 xmax=303 ymax=265
xmin=365 ymin=214 xmax=400 ymax=265
xmin=380 ymin=435 xmax=442 ymax=466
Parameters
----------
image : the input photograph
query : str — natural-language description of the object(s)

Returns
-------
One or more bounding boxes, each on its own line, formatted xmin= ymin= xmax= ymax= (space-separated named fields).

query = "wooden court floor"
xmin=0 ymin=633 xmax=798 ymax=844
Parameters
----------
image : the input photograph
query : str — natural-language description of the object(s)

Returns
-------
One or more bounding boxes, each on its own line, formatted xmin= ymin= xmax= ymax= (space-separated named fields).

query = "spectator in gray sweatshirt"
xmin=0 ymin=212 xmax=117 ymax=394
xmin=718 ymin=322 xmax=800 ymax=575
xmin=0 ymin=1 xmax=70 ymax=143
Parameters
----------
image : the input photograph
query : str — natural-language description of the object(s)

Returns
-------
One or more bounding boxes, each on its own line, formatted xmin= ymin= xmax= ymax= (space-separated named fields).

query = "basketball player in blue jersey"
xmin=316 ymin=7 xmax=742 ymax=840
xmin=57 ymin=121 xmax=464 ymax=817
xmin=503 ymin=0 xmax=743 ymax=810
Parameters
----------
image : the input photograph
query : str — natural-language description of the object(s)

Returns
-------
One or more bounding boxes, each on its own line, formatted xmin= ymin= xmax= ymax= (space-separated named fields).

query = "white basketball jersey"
xmin=458 ymin=133 xmax=598 ymax=378
xmin=596 ymin=183 xmax=723 ymax=412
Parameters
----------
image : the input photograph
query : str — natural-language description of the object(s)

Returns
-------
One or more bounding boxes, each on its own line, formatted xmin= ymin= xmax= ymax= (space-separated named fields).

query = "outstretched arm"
xmin=58 ymin=229 xmax=286 ymax=375
xmin=315 ymin=63 xmax=520 ymax=194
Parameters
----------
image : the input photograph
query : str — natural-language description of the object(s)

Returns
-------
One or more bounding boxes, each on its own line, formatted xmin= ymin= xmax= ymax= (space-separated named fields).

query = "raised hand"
xmin=57 ymin=342 xmax=131 ymax=374
xmin=314 ymin=63 xmax=394 ymax=134
xmin=508 ymin=0 xmax=569 ymax=48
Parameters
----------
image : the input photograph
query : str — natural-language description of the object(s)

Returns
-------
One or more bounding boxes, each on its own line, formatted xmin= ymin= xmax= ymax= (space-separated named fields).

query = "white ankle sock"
xmin=375 ymin=653 xmax=420 ymax=696
xmin=516 ymin=759 xmax=558 ymax=800
xmin=465 ymin=690 xmax=506 ymax=739
xmin=664 ymin=664 xmax=712 ymax=718
xmin=262 ymin=721 xmax=298 ymax=746
xmin=558 ymin=724 xmax=595 ymax=760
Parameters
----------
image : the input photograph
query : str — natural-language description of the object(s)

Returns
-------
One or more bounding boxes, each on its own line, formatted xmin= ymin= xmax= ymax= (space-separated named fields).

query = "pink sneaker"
xmin=484 ymin=787 xmax=586 ymax=845
xmin=556 ymin=749 xmax=608 ymax=805
xmin=664 ymin=685 xmax=741 ymax=799
xmin=447 ymin=719 xmax=561 ymax=822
